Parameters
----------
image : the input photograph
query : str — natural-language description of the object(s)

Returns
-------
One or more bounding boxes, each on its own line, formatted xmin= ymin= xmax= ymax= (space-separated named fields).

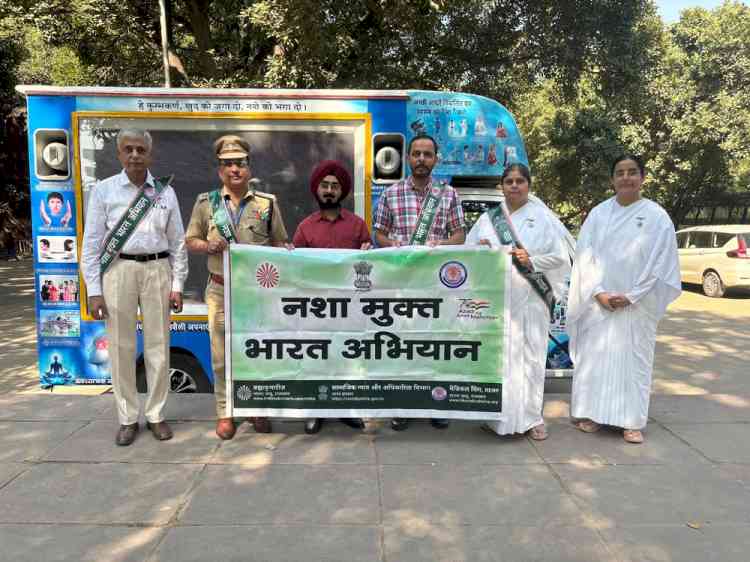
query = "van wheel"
xmin=702 ymin=271 xmax=725 ymax=298
xmin=136 ymin=353 xmax=212 ymax=393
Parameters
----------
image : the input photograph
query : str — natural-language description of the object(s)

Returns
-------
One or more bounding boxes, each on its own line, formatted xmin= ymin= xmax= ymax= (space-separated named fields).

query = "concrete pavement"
xmin=1 ymin=257 xmax=749 ymax=561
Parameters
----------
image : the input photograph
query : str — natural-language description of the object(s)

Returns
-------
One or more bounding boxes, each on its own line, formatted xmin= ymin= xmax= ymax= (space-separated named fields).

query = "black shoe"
xmin=430 ymin=418 xmax=450 ymax=429
xmin=115 ymin=423 xmax=139 ymax=446
xmin=391 ymin=418 xmax=411 ymax=431
xmin=339 ymin=418 xmax=364 ymax=430
xmin=304 ymin=418 xmax=323 ymax=434
xmin=146 ymin=420 xmax=173 ymax=441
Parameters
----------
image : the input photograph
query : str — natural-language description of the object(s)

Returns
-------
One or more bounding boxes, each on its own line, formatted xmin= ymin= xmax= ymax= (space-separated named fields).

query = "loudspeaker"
xmin=372 ymin=133 xmax=404 ymax=183
xmin=34 ymin=129 xmax=70 ymax=180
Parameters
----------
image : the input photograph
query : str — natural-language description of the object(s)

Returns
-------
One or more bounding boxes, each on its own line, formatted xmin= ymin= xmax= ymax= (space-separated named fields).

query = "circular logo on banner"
xmin=237 ymin=385 xmax=252 ymax=401
xmin=439 ymin=261 xmax=467 ymax=288
xmin=255 ymin=262 xmax=279 ymax=288
xmin=431 ymin=386 xmax=448 ymax=401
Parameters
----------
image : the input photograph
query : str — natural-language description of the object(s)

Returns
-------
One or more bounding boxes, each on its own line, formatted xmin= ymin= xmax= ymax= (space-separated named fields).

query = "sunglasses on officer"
xmin=219 ymin=158 xmax=249 ymax=168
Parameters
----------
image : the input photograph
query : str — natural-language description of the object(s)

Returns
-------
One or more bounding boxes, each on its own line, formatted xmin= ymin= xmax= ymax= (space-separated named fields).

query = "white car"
xmin=676 ymin=225 xmax=750 ymax=297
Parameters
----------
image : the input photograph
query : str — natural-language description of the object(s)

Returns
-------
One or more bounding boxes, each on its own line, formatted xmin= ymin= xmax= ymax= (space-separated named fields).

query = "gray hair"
xmin=116 ymin=129 xmax=153 ymax=152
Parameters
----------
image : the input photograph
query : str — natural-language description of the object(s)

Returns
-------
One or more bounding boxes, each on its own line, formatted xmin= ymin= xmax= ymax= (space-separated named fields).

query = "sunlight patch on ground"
xmin=652 ymin=380 xmax=709 ymax=395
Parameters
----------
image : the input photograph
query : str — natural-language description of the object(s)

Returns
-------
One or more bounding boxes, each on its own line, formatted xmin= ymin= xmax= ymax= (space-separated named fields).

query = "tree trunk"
xmin=185 ymin=0 xmax=215 ymax=78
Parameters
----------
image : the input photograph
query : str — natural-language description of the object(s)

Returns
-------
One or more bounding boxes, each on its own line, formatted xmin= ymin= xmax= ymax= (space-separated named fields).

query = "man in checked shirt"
xmin=373 ymin=133 xmax=466 ymax=432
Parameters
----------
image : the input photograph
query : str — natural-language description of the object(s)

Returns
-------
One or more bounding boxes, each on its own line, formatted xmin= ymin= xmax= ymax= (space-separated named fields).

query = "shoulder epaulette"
xmin=253 ymin=190 xmax=276 ymax=202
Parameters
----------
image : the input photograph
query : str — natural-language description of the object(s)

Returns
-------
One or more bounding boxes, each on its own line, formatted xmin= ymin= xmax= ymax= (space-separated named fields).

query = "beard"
xmin=316 ymin=195 xmax=341 ymax=210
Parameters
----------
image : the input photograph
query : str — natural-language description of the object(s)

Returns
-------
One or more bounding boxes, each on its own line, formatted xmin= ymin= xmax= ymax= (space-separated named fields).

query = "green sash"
xmin=409 ymin=181 xmax=448 ymax=245
xmin=488 ymin=204 xmax=557 ymax=318
xmin=99 ymin=175 xmax=171 ymax=274
xmin=209 ymin=189 xmax=238 ymax=243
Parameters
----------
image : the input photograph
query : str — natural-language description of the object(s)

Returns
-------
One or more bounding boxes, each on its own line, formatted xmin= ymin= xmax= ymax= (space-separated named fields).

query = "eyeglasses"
xmin=319 ymin=181 xmax=342 ymax=190
xmin=220 ymin=159 xmax=249 ymax=168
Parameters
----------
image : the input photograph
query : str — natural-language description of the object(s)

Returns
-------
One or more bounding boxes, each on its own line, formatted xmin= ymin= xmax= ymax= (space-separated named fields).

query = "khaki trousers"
xmin=206 ymin=280 xmax=227 ymax=417
xmin=103 ymin=257 xmax=172 ymax=425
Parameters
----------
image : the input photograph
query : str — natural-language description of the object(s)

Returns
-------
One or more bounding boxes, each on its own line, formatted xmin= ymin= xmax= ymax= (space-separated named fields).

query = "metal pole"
xmin=158 ymin=0 xmax=171 ymax=88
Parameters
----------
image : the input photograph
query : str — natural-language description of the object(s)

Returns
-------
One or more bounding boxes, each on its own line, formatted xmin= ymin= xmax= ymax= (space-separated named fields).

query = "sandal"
xmin=574 ymin=419 xmax=601 ymax=433
xmin=623 ymin=429 xmax=644 ymax=444
xmin=528 ymin=424 xmax=548 ymax=441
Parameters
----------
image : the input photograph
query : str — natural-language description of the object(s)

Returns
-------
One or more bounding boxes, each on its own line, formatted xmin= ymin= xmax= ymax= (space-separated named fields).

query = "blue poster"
xmin=78 ymin=321 xmax=112 ymax=384
xmin=406 ymin=90 xmax=528 ymax=176
xmin=32 ymin=188 xmax=76 ymax=233
xmin=38 ymin=347 xmax=81 ymax=386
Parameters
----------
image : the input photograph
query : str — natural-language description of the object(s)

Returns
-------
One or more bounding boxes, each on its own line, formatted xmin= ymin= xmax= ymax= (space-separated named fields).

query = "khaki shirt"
xmin=185 ymin=187 xmax=289 ymax=275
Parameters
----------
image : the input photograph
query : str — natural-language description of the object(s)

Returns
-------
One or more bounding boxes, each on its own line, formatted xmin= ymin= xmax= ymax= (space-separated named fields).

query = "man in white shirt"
xmin=81 ymin=129 xmax=188 ymax=446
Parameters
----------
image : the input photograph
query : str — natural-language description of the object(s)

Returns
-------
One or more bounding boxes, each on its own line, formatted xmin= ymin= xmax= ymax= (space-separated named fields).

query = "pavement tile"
xmin=554 ymin=464 xmax=750 ymax=526
xmin=0 ymin=462 xmax=202 ymax=525
xmin=0 ymin=463 xmax=27 ymax=488
xmin=179 ymin=464 xmax=380 ymax=525
xmin=381 ymin=464 xmax=585 ymax=527
xmin=714 ymin=463 xmax=750 ymax=492
xmin=649 ymin=395 xmax=750 ymax=424
xmin=94 ymin=394 xmax=217 ymax=423
xmin=43 ymin=421 xmax=220 ymax=464
xmin=156 ymin=394 xmax=216 ymax=421
xmin=0 ymin=524 xmax=164 ymax=562
xmin=149 ymin=525 xmax=381 ymax=562
xmin=664 ymin=423 xmax=750 ymax=463
xmin=531 ymin=421 xmax=709 ymax=466
xmin=0 ymin=421 xmax=88 ymax=462
xmin=384 ymin=524 xmax=614 ymax=562
xmin=0 ymin=394 xmax=111 ymax=421
xmin=374 ymin=420 xmax=541 ymax=465
xmin=601 ymin=524 xmax=750 ymax=562
xmin=211 ymin=421 xmax=375 ymax=465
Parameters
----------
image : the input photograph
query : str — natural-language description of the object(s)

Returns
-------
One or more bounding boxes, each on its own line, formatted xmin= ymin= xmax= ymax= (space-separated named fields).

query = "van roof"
xmin=677 ymin=225 xmax=750 ymax=234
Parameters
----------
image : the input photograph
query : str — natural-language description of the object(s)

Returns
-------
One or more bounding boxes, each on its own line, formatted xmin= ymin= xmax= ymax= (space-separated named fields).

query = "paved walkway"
xmin=1 ymin=258 xmax=749 ymax=561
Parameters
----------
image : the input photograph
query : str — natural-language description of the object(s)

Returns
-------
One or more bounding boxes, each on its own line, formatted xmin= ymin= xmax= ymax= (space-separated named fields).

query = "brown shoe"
xmin=115 ymin=423 xmax=139 ymax=446
xmin=146 ymin=421 xmax=173 ymax=441
xmin=252 ymin=417 xmax=272 ymax=433
xmin=216 ymin=418 xmax=236 ymax=440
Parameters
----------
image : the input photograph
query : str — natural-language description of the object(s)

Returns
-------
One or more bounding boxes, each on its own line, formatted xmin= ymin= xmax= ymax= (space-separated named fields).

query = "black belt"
xmin=119 ymin=251 xmax=170 ymax=262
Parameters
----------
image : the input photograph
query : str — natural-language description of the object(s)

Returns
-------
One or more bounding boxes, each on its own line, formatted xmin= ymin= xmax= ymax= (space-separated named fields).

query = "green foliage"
xmin=15 ymin=29 xmax=94 ymax=86
xmin=515 ymin=1 xmax=750 ymax=227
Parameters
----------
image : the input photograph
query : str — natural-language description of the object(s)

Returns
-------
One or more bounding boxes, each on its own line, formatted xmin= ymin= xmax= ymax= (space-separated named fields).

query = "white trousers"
xmin=103 ymin=257 xmax=172 ymax=425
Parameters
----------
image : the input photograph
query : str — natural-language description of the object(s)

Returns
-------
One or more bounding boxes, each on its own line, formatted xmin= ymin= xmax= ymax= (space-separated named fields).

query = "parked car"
xmin=676 ymin=225 xmax=750 ymax=297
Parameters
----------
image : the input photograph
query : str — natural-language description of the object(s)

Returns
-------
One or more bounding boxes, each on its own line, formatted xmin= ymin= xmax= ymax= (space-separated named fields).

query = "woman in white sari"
xmin=567 ymin=155 xmax=680 ymax=443
xmin=466 ymin=164 xmax=572 ymax=440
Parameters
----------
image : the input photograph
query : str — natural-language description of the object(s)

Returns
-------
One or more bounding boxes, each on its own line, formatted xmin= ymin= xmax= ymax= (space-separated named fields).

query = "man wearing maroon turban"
xmin=292 ymin=160 xmax=371 ymax=250
xmin=292 ymin=160 xmax=372 ymax=434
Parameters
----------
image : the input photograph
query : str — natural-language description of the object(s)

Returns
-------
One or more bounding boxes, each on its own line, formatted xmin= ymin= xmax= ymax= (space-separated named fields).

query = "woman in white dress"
xmin=466 ymin=164 xmax=572 ymax=440
xmin=567 ymin=155 xmax=680 ymax=444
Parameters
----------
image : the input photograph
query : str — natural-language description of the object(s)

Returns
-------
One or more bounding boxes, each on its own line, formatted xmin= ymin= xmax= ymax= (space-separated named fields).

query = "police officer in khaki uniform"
xmin=185 ymin=135 xmax=288 ymax=439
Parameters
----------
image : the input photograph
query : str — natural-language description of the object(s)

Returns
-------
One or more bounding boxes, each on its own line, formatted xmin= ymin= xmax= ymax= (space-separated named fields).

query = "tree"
xmin=513 ymin=1 xmax=750 ymax=227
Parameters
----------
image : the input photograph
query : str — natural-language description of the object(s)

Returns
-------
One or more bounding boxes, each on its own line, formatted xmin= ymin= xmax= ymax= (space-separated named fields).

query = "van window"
xmin=714 ymin=233 xmax=735 ymax=247
xmin=676 ymin=232 xmax=689 ymax=248
xmin=688 ymin=231 xmax=712 ymax=249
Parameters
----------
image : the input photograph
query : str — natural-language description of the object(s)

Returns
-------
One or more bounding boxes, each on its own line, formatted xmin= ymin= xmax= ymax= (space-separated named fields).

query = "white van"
xmin=676 ymin=225 xmax=750 ymax=297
